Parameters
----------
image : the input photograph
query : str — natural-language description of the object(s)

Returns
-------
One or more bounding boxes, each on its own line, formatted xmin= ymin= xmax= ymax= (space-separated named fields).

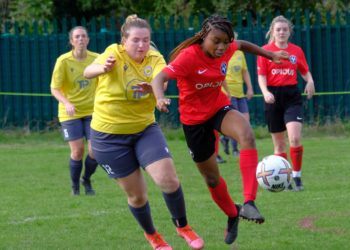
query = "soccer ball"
xmin=256 ymin=155 xmax=292 ymax=192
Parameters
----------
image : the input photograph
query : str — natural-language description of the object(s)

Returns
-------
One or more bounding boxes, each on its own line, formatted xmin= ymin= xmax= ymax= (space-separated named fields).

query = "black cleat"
xmin=216 ymin=155 xmax=226 ymax=164
xmin=239 ymin=201 xmax=265 ymax=224
xmin=71 ymin=186 xmax=80 ymax=196
xmin=293 ymin=177 xmax=304 ymax=191
xmin=224 ymin=204 xmax=241 ymax=244
xmin=81 ymin=178 xmax=96 ymax=195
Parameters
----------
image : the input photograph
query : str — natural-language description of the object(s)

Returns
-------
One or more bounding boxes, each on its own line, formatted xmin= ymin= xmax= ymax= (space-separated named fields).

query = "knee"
xmin=289 ymin=135 xmax=301 ymax=147
xmin=156 ymin=175 xmax=180 ymax=193
xmin=128 ymin=193 xmax=148 ymax=207
xmin=71 ymin=147 xmax=84 ymax=160
xmin=238 ymin=131 xmax=256 ymax=149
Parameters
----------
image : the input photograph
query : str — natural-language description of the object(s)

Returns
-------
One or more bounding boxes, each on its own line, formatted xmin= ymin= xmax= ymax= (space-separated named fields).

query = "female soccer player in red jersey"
xmin=150 ymin=15 xmax=289 ymax=245
xmin=257 ymin=15 xmax=315 ymax=191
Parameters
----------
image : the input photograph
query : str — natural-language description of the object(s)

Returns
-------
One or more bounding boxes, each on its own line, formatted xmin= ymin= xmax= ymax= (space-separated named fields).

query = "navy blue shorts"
xmin=90 ymin=123 xmax=172 ymax=178
xmin=60 ymin=116 xmax=92 ymax=141
xmin=230 ymin=97 xmax=249 ymax=113
xmin=265 ymin=85 xmax=303 ymax=133
xmin=182 ymin=105 xmax=234 ymax=162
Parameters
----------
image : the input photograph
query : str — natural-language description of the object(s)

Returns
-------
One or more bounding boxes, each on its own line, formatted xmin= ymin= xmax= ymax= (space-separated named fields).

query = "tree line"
xmin=1 ymin=0 xmax=349 ymax=29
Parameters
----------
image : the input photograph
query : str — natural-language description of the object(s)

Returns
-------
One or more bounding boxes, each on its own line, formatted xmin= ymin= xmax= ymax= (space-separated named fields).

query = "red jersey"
xmin=257 ymin=42 xmax=309 ymax=86
xmin=163 ymin=42 xmax=238 ymax=125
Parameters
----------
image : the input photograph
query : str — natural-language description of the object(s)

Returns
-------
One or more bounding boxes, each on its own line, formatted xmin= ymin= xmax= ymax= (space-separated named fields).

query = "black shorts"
xmin=91 ymin=123 xmax=172 ymax=178
xmin=60 ymin=116 xmax=92 ymax=141
xmin=182 ymin=105 xmax=234 ymax=162
xmin=265 ymin=85 xmax=303 ymax=133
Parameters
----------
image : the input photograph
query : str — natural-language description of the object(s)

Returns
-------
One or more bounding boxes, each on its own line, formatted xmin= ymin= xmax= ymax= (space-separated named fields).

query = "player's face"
xmin=272 ymin=22 xmax=290 ymax=44
xmin=70 ymin=28 xmax=89 ymax=50
xmin=123 ymin=27 xmax=151 ymax=63
xmin=202 ymin=28 xmax=231 ymax=58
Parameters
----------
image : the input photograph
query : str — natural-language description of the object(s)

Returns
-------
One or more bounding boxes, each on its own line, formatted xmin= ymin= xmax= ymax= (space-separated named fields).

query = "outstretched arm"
xmin=151 ymin=71 xmax=172 ymax=112
xmin=84 ymin=56 xmax=116 ymax=79
xmin=237 ymin=40 xmax=289 ymax=64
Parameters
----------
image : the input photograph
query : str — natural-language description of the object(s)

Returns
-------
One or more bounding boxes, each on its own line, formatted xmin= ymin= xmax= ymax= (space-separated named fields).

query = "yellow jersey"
xmin=51 ymin=50 xmax=99 ymax=122
xmin=91 ymin=44 xmax=166 ymax=134
xmin=224 ymin=50 xmax=247 ymax=98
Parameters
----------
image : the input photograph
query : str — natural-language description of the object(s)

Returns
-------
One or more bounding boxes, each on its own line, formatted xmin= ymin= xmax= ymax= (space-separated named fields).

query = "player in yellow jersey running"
xmin=51 ymin=26 xmax=99 ymax=196
xmin=83 ymin=15 xmax=204 ymax=250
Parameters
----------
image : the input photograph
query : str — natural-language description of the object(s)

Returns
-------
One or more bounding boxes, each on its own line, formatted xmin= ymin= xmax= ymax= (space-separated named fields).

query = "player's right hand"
xmin=263 ymin=91 xmax=275 ymax=104
xmin=64 ymin=102 xmax=75 ymax=116
xmin=156 ymin=98 xmax=171 ymax=113
xmin=103 ymin=55 xmax=116 ymax=72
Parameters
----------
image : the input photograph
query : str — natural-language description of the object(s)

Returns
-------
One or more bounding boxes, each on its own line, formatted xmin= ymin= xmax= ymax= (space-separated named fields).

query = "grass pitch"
xmin=0 ymin=130 xmax=349 ymax=249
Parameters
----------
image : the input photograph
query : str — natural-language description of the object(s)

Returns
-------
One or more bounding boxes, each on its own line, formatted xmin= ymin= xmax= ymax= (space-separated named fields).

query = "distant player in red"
xmin=150 ymin=15 xmax=288 ymax=245
xmin=257 ymin=15 xmax=315 ymax=191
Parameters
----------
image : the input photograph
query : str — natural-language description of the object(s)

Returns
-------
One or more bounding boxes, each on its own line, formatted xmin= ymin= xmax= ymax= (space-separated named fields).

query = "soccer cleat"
xmin=81 ymin=178 xmax=96 ymax=195
xmin=286 ymin=183 xmax=294 ymax=191
xmin=232 ymin=150 xmax=240 ymax=157
xmin=293 ymin=177 xmax=304 ymax=192
xmin=216 ymin=155 xmax=226 ymax=164
xmin=220 ymin=136 xmax=230 ymax=155
xmin=144 ymin=231 xmax=172 ymax=250
xmin=71 ymin=186 xmax=80 ymax=196
xmin=176 ymin=225 xmax=204 ymax=250
xmin=224 ymin=204 xmax=241 ymax=244
xmin=239 ymin=201 xmax=265 ymax=224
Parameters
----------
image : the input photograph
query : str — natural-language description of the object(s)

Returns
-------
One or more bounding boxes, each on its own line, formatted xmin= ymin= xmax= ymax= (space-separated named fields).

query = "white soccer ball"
xmin=256 ymin=155 xmax=292 ymax=192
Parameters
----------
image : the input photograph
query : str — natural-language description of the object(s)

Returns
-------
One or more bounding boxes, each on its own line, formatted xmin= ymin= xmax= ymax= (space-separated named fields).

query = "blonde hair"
xmin=120 ymin=14 xmax=151 ymax=43
xmin=265 ymin=15 xmax=294 ymax=44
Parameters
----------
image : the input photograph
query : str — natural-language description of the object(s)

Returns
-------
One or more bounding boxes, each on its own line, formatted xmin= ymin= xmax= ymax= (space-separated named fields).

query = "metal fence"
xmin=1 ymin=11 xmax=350 ymax=129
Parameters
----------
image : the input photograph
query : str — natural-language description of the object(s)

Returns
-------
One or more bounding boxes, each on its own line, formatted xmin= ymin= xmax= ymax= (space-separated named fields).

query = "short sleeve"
xmin=50 ymin=58 xmax=64 ymax=89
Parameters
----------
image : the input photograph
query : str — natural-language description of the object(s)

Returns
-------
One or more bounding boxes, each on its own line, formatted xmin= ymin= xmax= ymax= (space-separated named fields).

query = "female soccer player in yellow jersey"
xmin=83 ymin=15 xmax=204 ymax=250
xmin=50 ymin=26 xmax=99 ymax=196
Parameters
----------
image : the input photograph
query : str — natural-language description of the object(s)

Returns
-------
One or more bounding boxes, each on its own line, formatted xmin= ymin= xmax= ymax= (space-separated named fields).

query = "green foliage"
xmin=3 ymin=0 xmax=350 ymax=27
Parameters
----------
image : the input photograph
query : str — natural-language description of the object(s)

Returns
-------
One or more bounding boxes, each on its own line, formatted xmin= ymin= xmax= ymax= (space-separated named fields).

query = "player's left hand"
xmin=136 ymin=82 xmax=153 ymax=94
xmin=271 ymin=50 xmax=289 ymax=64
xmin=156 ymin=98 xmax=171 ymax=113
xmin=304 ymin=82 xmax=315 ymax=99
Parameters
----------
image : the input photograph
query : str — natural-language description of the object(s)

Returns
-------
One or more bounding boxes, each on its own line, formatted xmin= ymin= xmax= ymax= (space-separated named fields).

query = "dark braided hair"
xmin=169 ymin=15 xmax=235 ymax=61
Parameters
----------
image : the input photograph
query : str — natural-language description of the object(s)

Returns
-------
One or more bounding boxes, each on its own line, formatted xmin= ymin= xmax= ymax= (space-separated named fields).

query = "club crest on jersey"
xmin=221 ymin=62 xmax=227 ymax=75
xmin=124 ymin=64 xmax=128 ymax=71
xmin=289 ymin=55 xmax=297 ymax=64
xmin=144 ymin=65 xmax=153 ymax=77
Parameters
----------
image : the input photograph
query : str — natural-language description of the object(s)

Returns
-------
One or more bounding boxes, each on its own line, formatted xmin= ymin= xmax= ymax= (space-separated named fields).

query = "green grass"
xmin=0 ymin=129 xmax=349 ymax=249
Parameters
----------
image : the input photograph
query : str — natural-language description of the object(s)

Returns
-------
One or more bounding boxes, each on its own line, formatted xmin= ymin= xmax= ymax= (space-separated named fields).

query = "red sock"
xmin=240 ymin=149 xmax=258 ymax=203
xmin=275 ymin=152 xmax=288 ymax=160
xmin=208 ymin=176 xmax=238 ymax=217
xmin=214 ymin=130 xmax=219 ymax=156
xmin=290 ymin=146 xmax=303 ymax=172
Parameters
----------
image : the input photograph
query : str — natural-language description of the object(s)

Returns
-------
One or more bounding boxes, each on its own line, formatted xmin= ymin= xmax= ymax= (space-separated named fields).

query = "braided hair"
xmin=169 ymin=15 xmax=235 ymax=61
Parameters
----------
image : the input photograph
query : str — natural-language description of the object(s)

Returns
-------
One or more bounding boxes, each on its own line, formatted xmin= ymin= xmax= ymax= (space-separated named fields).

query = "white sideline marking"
xmin=9 ymin=210 xmax=117 ymax=225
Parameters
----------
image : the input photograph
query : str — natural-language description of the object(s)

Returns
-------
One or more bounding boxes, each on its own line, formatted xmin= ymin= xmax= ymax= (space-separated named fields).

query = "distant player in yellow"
xmin=50 ymin=26 xmax=99 ymax=196
xmin=83 ymin=15 xmax=203 ymax=250
xmin=220 ymin=49 xmax=254 ymax=157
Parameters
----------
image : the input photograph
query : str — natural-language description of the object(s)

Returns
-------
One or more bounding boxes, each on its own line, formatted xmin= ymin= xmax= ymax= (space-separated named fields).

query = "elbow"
xmin=83 ymin=69 xmax=92 ymax=79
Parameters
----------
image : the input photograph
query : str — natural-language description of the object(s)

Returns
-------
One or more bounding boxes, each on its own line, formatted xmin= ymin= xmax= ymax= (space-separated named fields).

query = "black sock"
xmin=128 ymin=202 xmax=155 ymax=234
xmin=162 ymin=186 xmax=188 ymax=228
xmin=69 ymin=158 xmax=82 ymax=187
xmin=83 ymin=155 xmax=98 ymax=181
